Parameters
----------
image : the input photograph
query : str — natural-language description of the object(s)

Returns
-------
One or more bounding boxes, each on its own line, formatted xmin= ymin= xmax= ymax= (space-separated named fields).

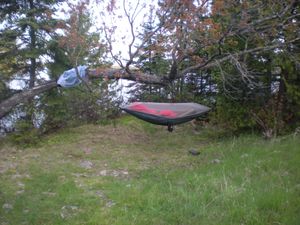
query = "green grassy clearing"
xmin=0 ymin=116 xmax=299 ymax=225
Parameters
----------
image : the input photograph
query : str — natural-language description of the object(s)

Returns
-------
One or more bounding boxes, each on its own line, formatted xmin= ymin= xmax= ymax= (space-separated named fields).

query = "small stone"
xmin=16 ymin=190 xmax=25 ymax=195
xmin=72 ymin=173 xmax=88 ymax=177
xmin=99 ymin=170 xmax=107 ymax=176
xmin=99 ymin=169 xmax=129 ymax=177
xmin=2 ymin=203 xmax=13 ymax=210
xmin=60 ymin=205 xmax=79 ymax=219
xmin=80 ymin=161 xmax=93 ymax=169
xmin=17 ymin=182 xmax=25 ymax=187
xmin=23 ymin=209 xmax=30 ymax=214
xmin=281 ymin=171 xmax=289 ymax=177
xmin=241 ymin=154 xmax=249 ymax=158
xmin=105 ymin=200 xmax=116 ymax=208
xmin=11 ymin=173 xmax=22 ymax=179
xmin=42 ymin=192 xmax=56 ymax=197
xmin=83 ymin=147 xmax=92 ymax=154
xmin=188 ymin=149 xmax=201 ymax=156
xmin=59 ymin=175 xmax=66 ymax=182
xmin=95 ymin=190 xmax=105 ymax=198
xmin=211 ymin=159 xmax=221 ymax=164
xmin=122 ymin=171 xmax=129 ymax=175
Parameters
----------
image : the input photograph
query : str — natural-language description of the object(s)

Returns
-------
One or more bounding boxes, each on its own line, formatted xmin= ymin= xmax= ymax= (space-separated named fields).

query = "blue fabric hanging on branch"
xmin=57 ymin=66 xmax=88 ymax=88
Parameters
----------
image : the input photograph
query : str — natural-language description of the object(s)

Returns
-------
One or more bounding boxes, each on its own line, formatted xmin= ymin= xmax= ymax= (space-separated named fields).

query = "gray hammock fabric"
xmin=57 ymin=66 xmax=88 ymax=88
xmin=121 ymin=102 xmax=210 ymax=131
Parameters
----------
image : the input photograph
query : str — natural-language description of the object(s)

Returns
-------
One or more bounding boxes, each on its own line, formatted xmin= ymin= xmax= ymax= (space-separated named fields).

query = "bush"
xmin=9 ymin=119 xmax=41 ymax=147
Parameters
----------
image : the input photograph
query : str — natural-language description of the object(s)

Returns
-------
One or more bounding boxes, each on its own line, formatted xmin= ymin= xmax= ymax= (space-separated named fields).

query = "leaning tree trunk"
xmin=0 ymin=68 xmax=165 ymax=119
xmin=0 ymin=81 xmax=57 ymax=119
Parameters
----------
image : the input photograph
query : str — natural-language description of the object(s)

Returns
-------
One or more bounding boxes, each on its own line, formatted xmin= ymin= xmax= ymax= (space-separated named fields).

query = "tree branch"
xmin=87 ymin=67 xmax=166 ymax=85
xmin=178 ymin=37 xmax=300 ymax=77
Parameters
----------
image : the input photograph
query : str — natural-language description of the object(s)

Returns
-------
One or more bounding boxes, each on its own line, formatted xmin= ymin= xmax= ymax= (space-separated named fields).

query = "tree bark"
xmin=29 ymin=0 xmax=36 ymax=88
xmin=0 ymin=81 xmax=57 ymax=119
xmin=87 ymin=68 xmax=167 ymax=85
xmin=0 ymin=68 xmax=167 ymax=119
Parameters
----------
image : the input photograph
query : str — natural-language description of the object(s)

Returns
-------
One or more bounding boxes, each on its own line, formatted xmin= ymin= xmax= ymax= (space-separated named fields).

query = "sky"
xmin=90 ymin=0 xmax=157 ymax=62
xmin=88 ymin=0 xmax=158 ymax=102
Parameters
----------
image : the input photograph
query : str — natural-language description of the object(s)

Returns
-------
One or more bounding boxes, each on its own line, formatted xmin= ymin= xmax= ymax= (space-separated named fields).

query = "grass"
xmin=0 ymin=116 xmax=299 ymax=225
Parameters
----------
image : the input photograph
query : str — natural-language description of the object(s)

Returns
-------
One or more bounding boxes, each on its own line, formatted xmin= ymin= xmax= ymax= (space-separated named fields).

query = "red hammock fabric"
xmin=122 ymin=102 xmax=210 ymax=127
xmin=129 ymin=103 xmax=177 ymax=118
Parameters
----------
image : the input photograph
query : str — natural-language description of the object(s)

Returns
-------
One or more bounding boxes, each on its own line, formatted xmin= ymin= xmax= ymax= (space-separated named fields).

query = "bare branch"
xmin=179 ymin=37 xmax=300 ymax=77
xmin=103 ymin=25 xmax=124 ymax=68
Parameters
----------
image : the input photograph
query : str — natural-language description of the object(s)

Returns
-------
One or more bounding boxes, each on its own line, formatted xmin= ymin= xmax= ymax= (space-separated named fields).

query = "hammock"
xmin=121 ymin=102 xmax=210 ymax=131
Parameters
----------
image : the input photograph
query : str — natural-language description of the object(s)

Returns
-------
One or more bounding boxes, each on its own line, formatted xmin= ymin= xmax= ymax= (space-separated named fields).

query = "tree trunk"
xmin=0 ymin=81 xmax=57 ymax=119
xmin=29 ymin=0 xmax=36 ymax=88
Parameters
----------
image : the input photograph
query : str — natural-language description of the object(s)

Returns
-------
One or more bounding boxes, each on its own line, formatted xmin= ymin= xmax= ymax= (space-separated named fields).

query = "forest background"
xmin=0 ymin=0 xmax=299 ymax=145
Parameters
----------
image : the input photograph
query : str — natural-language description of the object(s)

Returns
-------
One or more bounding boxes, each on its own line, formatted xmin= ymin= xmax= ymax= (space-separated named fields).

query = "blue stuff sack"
xmin=57 ymin=66 xmax=88 ymax=88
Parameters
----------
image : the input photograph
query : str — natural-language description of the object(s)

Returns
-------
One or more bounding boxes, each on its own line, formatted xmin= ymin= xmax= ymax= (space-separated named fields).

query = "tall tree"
xmin=131 ymin=9 xmax=169 ymax=102
xmin=0 ymin=0 xmax=65 ymax=127
xmin=40 ymin=1 xmax=120 ymax=133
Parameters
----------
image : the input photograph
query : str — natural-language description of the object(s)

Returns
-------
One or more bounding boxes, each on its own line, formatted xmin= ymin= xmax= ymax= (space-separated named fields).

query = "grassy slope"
xmin=0 ymin=116 xmax=299 ymax=225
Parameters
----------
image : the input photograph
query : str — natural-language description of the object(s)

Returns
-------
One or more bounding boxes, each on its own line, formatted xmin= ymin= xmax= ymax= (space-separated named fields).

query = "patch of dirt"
xmin=0 ymin=162 xmax=17 ymax=174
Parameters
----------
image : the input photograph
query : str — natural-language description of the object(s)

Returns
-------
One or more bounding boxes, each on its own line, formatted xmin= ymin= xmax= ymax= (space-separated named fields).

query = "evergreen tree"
xmin=133 ymin=11 xmax=169 ymax=102
xmin=41 ymin=1 xmax=121 ymax=132
xmin=0 ymin=0 xmax=65 ymax=141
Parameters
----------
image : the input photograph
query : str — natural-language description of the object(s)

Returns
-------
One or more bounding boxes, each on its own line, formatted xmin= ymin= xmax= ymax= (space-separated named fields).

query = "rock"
xmin=42 ymin=192 xmax=56 ymax=197
xmin=211 ymin=159 xmax=221 ymax=164
xmin=2 ymin=203 xmax=13 ymax=210
xmin=99 ymin=170 xmax=107 ymax=176
xmin=83 ymin=147 xmax=93 ymax=154
xmin=11 ymin=173 xmax=31 ymax=179
xmin=17 ymin=182 xmax=25 ymax=188
xmin=23 ymin=209 xmax=30 ymax=214
xmin=60 ymin=205 xmax=79 ymax=219
xmin=105 ymin=200 xmax=116 ymax=208
xmin=98 ymin=169 xmax=129 ymax=177
xmin=16 ymin=190 xmax=25 ymax=195
xmin=95 ymin=190 xmax=106 ymax=198
xmin=188 ymin=149 xmax=201 ymax=156
xmin=80 ymin=160 xmax=93 ymax=169
xmin=240 ymin=154 xmax=249 ymax=158
xmin=72 ymin=173 xmax=88 ymax=177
